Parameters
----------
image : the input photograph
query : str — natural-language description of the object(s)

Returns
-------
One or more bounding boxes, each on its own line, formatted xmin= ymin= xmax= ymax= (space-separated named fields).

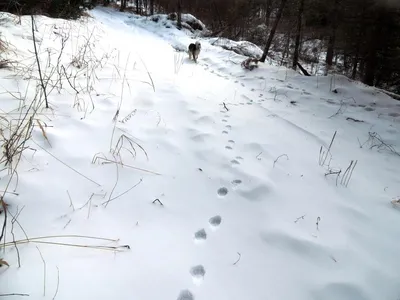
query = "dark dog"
xmin=188 ymin=41 xmax=201 ymax=63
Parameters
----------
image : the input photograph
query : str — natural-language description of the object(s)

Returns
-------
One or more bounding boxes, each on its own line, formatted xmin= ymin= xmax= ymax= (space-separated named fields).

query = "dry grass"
xmin=0 ymin=36 xmax=13 ymax=69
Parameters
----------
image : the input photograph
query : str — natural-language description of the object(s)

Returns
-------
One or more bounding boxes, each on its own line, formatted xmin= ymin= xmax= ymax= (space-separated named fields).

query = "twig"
xmin=316 ymin=217 xmax=321 ymax=231
xmin=31 ymin=139 xmax=101 ymax=186
xmin=330 ymin=255 xmax=337 ymax=263
xmin=0 ymin=294 xmax=29 ymax=297
xmin=52 ymin=267 xmax=60 ymax=300
xmin=273 ymin=154 xmax=289 ymax=168
xmin=256 ymin=152 xmax=262 ymax=160
xmin=102 ymin=178 xmax=143 ymax=206
xmin=0 ymin=198 xmax=7 ymax=248
xmin=138 ymin=56 xmax=155 ymax=92
xmin=366 ymin=131 xmax=400 ymax=156
xmin=31 ymin=15 xmax=49 ymax=109
xmin=294 ymin=214 xmax=306 ymax=223
xmin=63 ymin=219 xmax=71 ymax=230
xmin=92 ymin=155 xmax=160 ymax=175
xmin=233 ymin=252 xmax=241 ymax=265
xmin=223 ymin=102 xmax=229 ymax=111
xmin=329 ymin=100 xmax=346 ymax=118
xmin=152 ymin=199 xmax=164 ymax=206
xmin=346 ymin=117 xmax=364 ymax=123
xmin=87 ymin=193 xmax=94 ymax=219
xmin=10 ymin=206 xmax=24 ymax=267
xmin=319 ymin=131 xmax=336 ymax=166
xmin=66 ymin=190 xmax=75 ymax=211
xmin=36 ymin=246 xmax=46 ymax=296
xmin=104 ymin=156 xmax=119 ymax=208
xmin=341 ymin=160 xmax=357 ymax=187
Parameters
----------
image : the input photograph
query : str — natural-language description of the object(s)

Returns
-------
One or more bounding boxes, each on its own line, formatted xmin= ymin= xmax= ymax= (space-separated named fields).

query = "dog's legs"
xmin=188 ymin=51 xmax=193 ymax=60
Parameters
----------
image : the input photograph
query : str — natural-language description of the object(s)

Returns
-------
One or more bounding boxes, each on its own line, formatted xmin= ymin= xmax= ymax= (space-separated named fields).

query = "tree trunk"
xmin=363 ymin=39 xmax=378 ymax=86
xmin=292 ymin=0 xmax=305 ymax=70
xmin=177 ymin=0 xmax=182 ymax=29
xmin=120 ymin=0 xmax=127 ymax=11
xmin=351 ymin=57 xmax=358 ymax=79
xmin=150 ymin=0 xmax=154 ymax=15
xmin=260 ymin=0 xmax=288 ymax=63
xmin=265 ymin=0 xmax=272 ymax=27
xmin=325 ymin=0 xmax=340 ymax=68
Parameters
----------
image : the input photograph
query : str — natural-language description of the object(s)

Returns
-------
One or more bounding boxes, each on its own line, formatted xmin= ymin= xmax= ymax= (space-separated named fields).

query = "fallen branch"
xmin=294 ymin=214 xmax=306 ymax=223
xmin=273 ymin=154 xmax=289 ymax=168
xmin=31 ymin=15 xmax=49 ymax=109
xmin=152 ymin=199 xmax=164 ymax=206
xmin=297 ymin=62 xmax=311 ymax=76
xmin=346 ymin=117 xmax=364 ymax=123
xmin=233 ymin=252 xmax=241 ymax=265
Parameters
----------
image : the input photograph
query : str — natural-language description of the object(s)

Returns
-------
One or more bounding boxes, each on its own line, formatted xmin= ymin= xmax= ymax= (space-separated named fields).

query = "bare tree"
xmin=150 ymin=0 xmax=154 ymax=15
xmin=177 ymin=0 xmax=182 ymax=29
xmin=325 ymin=0 xmax=340 ymax=71
xmin=260 ymin=0 xmax=288 ymax=62
xmin=292 ymin=0 xmax=305 ymax=70
xmin=120 ymin=0 xmax=127 ymax=11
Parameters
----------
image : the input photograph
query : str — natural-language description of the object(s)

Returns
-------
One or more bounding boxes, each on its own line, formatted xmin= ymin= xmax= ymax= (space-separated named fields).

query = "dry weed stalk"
xmin=319 ymin=131 xmax=357 ymax=187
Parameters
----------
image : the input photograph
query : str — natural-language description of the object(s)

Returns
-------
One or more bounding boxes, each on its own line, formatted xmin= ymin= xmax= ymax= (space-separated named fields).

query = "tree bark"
xmin=177 ymin=0 xmax=182 ymax=29
xmin=292 ymin=0 xmax=305 ymax=70
xmin=150 ymin=0 xmax=154 ymax=15
xmin=265 ymin=0 xmax=272 ymax=27
xmin=325 ymin=0 xmax=340 ymax=68
xmin=120 ymin=0 xmax=127 ymax=11
xmin=260 ymin=0 xmax=288 ymax=63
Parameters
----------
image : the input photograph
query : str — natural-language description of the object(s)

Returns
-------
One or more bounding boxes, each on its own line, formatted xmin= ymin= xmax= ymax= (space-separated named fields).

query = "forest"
xmin=1 ymin=0 xmax=399 ymax=93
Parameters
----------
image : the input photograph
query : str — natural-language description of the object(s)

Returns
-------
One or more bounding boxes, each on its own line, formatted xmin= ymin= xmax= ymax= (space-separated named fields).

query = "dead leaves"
xmin=0 ymin=258 xmax=9 ymax=267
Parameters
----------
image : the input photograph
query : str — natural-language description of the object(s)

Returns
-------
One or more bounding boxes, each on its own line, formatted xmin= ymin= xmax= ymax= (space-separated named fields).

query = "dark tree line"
xmin=112 ymin=0 xmax=400 ymax=92
xmin=1 ymin=0 xmax=399 ymax=92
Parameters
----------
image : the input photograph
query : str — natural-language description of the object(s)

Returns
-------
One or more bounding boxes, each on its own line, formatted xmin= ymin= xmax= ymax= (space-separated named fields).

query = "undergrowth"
xmin=0 ymin=11 xmax=154 ymax=271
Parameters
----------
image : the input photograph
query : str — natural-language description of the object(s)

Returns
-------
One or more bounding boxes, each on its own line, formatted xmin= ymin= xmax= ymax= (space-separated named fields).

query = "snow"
xmin=1 ymin=6 xmax=400 ymax=300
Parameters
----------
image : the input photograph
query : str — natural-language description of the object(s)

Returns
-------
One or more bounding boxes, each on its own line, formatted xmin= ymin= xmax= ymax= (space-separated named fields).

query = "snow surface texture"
xmin=1 ymin=7 xmax=400 ymax=300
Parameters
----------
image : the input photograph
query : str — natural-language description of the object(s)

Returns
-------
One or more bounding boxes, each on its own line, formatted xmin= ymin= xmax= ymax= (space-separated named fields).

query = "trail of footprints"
xmin=178 ymin=214 xmax=222 ymax=299
xmin=177 ymin=105 xmax=247 ymax=300
xmin=179 ymin=101 xmax=245 ymax=299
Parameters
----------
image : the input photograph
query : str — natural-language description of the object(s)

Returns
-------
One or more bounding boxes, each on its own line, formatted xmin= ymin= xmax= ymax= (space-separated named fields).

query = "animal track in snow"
xmin=177 ymin=289 xmax=194 ymax=300
xmin=222 ymin=130 xmax=229 ymax=134
xmin=190 ymin=265 xmax=206 ymax=284
xmin=231 ymin=159 xmax=240 ymax=165
xmin=194 ymin=229 xmax=207 ymax=241
xmin=228 ymin=140 xmax=235 ymax=144
xmin=209 ymin=215 xmax=222 ymax=227
xmin=217 ymin=187 xmax=228 ymax=197
xmin=235 ymin=156 xmax=244 ymax=160
xmin=222 ymin=119 xmax=228 ymax=122
xmin=225 ymin=125 xmax=232 ymax=130
xmin=231 ymin=179 xmax=242 ymax=186
xmin=225 ymin=146 xmax=233 ymax=150
xmin=189 ymin=109 xmax=199 ymax=115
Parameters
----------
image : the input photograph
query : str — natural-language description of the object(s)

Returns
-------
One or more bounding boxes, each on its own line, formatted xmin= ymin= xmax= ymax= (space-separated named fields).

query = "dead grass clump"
xmin=0 ymin=36 xmax=12 ymax=69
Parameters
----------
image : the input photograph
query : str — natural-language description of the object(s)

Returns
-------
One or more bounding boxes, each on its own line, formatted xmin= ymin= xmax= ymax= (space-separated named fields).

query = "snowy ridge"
xmin=0 ymin=6 xmax=399 ymax=300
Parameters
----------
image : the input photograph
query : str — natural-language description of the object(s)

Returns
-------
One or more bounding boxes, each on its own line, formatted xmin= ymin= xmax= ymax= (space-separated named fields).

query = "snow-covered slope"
xmin=0 ymin=7 xmax=400 ymax=300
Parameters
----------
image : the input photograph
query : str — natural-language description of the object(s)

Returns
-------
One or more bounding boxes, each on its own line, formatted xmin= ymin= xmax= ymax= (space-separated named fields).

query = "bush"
xmin=0 ymin=0 xmax=94 ymax=19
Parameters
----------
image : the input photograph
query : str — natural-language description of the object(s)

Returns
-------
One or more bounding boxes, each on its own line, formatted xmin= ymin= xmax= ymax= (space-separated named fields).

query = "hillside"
xmin=0 ymin=7 xmax=400 ymax=300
